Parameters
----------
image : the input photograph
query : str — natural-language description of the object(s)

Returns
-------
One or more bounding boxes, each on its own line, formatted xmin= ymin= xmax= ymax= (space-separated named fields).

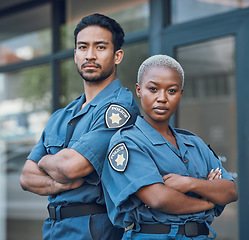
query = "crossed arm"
xmin=135 ymin=168 xmax=238 ymax=215
xmin=20 ymin=149 xmax=94 ymax=196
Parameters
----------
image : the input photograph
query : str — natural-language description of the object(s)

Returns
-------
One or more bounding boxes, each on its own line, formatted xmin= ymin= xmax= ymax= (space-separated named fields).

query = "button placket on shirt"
xmin=183 ymin=158 xmax=188 ymax=164
xmin=64 ymin=120 xmax=75 ymax=147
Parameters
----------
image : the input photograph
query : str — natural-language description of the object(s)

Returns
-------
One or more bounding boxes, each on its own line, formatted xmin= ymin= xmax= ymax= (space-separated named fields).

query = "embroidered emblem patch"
xmin=105 ymin=104 xmax=130 ymax=128
xmin=108 ymin=143 xmax=129 ymax=172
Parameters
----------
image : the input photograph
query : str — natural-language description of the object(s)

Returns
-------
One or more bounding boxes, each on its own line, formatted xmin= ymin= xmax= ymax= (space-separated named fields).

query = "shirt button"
xmin=68 ymin=121 xmax=73 ymax=126
xmin=183 ymin=159 xmax=188 ymax=164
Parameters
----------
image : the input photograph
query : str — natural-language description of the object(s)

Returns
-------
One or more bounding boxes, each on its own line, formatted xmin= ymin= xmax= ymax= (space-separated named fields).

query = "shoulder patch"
xmin=108 ymin=143 xmax=128 ymax=172
xmin=105 ymin=104 xmax=131 ymax=128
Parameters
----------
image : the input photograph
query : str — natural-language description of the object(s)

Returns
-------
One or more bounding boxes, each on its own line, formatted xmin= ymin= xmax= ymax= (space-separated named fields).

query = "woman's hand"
xmin=207 ymin=168 xmax=222 ymax=180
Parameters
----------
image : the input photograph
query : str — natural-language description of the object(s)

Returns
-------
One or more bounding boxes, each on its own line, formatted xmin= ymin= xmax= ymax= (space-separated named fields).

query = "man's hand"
xmin=38 ymin=149 xmax=94 ymax=183
xmin=20 ymin=159 xmax=85 ymax=196
xmin=53 ymin=178 xmax=85 ymax=192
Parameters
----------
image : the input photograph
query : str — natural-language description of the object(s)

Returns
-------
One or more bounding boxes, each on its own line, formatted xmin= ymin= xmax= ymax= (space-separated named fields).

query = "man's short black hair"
xmin=74 ymin=13 xmax=125 ymax=52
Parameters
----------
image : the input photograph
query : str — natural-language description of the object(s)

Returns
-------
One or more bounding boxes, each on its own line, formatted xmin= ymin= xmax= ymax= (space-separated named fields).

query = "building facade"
xmin=0 ymin=0 xmax=248 ymax=239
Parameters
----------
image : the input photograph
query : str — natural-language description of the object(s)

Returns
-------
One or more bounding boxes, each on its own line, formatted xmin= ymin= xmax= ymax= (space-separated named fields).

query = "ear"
xmin=114 ymin=49 xmax=124 ymax=65
xmin=180 ymin=88 xmax=184 ymax=96
xmin=135 ymin=83 xmax=141 ymax=98
xmin=74 ymin=49 xmax=77 ymax=64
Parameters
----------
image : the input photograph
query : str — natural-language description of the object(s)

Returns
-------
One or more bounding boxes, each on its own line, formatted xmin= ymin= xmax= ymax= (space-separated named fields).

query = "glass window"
xmin=171 ymin=0 xmax=249 ymax=24
xmin=118 ymin=41 xmax=149 ymax=109
xmin=176 ymin=36 xmax=238 ymax=240
xmin=0 ymin=4 xmax=51 ymax=66
xmin=59 ymin=58 xmax=84 ymax=107
xmin=61 ymin=0 xmax=149 ymax=50
xmin=0 ymin=65 xmax=52 ymax=240
xmin=0 ymin=0 xmax=34 ymax=10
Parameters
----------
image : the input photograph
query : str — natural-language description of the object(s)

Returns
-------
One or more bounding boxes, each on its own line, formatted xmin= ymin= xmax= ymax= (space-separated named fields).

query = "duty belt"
xmin=48 ymin=203 xmax=107 ymax=220
xmin=126 ymin=222 xmax=209 ymax=237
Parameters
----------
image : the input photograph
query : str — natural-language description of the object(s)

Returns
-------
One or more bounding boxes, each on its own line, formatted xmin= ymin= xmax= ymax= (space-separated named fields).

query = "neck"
xmin=148 ymin=120 xmax=178 ymax=149
xmin=82 ymin=75 xmax=116 ymax=108
xmin=155 ymin=123 xmax=172 ymax=138
xmin=144 ymin=117 xmax=171 ymax=137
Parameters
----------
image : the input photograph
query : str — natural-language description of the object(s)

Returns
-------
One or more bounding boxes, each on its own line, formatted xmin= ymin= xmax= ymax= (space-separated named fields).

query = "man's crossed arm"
xmin=20 ymin=149 xmax=93 ymax=196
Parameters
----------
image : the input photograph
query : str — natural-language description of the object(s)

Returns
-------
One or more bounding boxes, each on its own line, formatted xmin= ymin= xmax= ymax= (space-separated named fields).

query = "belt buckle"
xmin=48 ymin=205 xmax=56 ymax=220
xmin=185 ymin=222 xmax=198 ymax=237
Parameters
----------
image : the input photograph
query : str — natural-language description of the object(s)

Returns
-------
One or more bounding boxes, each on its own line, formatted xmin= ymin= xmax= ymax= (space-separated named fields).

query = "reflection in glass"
xmin=0 ymin=64 xmax=52 ymax=172
xmin=0 ymin=4 xmax=51 ymax=66
xmin=61 ymin=0 xmax=149 ymax=50
xmin=59 ymin=58 xmax=84 ymax=107
xmin=0 ymin=65 xmax=52 ymax=240
xmin=118 ymin=41 xmax=148 ymax=108
xmin=176 ymin=36 xmax=238 ymax=240
xmin=172 ymin=0 xmax=249 ymax=24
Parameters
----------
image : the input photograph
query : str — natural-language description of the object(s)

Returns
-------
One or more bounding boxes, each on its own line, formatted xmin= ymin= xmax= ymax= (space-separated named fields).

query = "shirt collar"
xmin=171 ymin=127 xmax=195 ymax=147
xmin=135 ymin=116 xmax=194 ymax=147
xmin=89 ymin=78 xmax=121 ymax=106
xmin=66 ymin=78 xmax=121 ymax=112
xmin=135 ymin=116 xmax=168 ymax=145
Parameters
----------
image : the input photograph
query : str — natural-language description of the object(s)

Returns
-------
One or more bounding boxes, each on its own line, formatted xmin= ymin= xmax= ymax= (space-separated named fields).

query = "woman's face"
xmin=136 ymin=66 xmax=183 ymax=127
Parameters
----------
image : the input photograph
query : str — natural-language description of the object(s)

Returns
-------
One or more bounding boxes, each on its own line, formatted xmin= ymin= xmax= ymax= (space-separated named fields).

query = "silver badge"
xmin=108 ymin=143 xmax=128 ymax=172
xmin=105 ymin=104 xmax=131 ymax=128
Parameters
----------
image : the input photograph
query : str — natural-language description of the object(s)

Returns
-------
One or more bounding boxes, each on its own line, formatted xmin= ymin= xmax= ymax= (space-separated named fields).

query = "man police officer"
xmin=20 ymin=13 xmax=140 ymax=240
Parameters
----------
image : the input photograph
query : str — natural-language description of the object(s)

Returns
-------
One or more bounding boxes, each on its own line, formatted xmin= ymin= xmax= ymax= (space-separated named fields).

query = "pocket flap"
xmin=44 ymin=134 xmax=65 ymax=147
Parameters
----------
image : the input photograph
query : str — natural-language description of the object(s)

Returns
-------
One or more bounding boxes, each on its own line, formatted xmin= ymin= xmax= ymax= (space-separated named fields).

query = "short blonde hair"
xmin=137 ymin=54 xmax=184 ymax=87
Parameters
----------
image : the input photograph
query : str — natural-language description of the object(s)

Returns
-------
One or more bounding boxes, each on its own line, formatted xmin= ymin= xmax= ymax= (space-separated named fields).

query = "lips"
xmin=153 ymin=106 xmax=169 ymax=114
xmin=82 ymin=62 xmax=101 ymax=69
xmin=83 ymin=64 xmax=99 ymax=69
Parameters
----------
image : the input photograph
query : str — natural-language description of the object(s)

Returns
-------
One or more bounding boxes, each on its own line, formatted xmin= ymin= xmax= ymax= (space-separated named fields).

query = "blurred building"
xmin=0 ymin=0 xmax=248 ymax=239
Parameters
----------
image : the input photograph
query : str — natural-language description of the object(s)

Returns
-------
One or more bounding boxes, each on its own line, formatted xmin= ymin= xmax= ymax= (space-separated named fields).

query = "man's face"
xmin=74 ymin=26 xmax=123 ymax=83
xmin=136 ymin=66 xmax=183 ymax=128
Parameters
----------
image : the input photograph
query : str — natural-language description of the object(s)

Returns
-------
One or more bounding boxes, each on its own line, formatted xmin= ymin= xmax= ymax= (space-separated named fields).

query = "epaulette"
xmin=116 ymin=87 xmax=133 ymax=105
xmin=119 ymin=123 xmax=134 ymax=132
xmin=175 ymin=128 xmax=196 ymax=136
xmin=208 ymin=144 xmax=220 ymax=160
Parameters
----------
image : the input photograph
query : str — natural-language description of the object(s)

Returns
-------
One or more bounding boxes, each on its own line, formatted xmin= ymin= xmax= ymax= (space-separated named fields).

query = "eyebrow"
xmin=77 ymin=41 xmax=110 ymax=45
xmin=146 ymin=81 xmax=180 ymax=87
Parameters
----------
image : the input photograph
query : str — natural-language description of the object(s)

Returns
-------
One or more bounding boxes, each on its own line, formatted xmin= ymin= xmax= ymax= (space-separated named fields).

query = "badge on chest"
xmin=108 ymin=142 xmax=129 ymax=172
xmin=105 ymin=104 xmax=131 ymax=128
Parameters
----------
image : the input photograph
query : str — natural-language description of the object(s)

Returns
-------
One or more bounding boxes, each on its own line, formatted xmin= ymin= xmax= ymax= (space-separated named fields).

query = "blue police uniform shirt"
xmin=28 ymin=79 xmax=140 ymax=205
xmin=27 ymin=79 xmax=140 ymax=240
xmin=102 ymin=115 xmax=235 ymax=239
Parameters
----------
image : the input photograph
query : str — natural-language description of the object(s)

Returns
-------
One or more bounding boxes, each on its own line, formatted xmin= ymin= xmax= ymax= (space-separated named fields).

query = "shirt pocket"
xmin=44 ymin=134 xmax=64 ymax=154
xmin=190 ymin=159 xmax=208 ymax=180
xmin=194 ymin=167 xmax=208 ymax=180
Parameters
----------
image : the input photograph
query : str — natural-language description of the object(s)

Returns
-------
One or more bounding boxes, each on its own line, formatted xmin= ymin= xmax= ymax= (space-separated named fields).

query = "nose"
xmin=85 ymin=46 xmax=96 ymax=60
xmin=157 ymin=90 xmax=167 ymax=102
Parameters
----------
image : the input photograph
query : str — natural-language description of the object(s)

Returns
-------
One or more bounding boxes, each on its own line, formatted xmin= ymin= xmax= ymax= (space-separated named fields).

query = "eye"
xmin=78 ymin=45 xmax=87 ymax=50
xmin=168 ymin=89 xmax=177 ymax=94
xmin=97 ymin=45 xmax=106 ymax=50
xmin=148 ymin=86 xmax=157 ymax=92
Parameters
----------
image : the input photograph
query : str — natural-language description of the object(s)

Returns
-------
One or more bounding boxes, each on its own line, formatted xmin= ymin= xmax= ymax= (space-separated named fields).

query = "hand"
xmin=206 ymin=200 xmax=215 ymax=210
xmin=207 ymin=168 xmax=222 ymax=180
xmin=162 ymin=173 xmax=192 ymax=193
xmin=53 ymin=178 xmax=85 ymax=193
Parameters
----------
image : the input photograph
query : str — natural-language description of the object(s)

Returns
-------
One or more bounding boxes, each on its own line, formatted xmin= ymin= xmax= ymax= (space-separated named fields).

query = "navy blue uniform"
xmin=27 ymin=79 xmax=140 ymax=240
xmin=102 ymin=116 xmax=235 ymax=240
